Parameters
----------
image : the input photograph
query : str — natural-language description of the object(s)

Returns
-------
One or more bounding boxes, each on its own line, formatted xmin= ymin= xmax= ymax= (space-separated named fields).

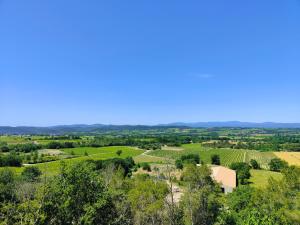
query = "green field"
xmin=0 ymin=135 xmax=31 ymax=144
xmin=148 ymin=143 xmax=276 ymax=168
xmin=36 ymin=146 xmax=144 ymax=175
xmin=0 ymin=146 xmax=144 ymax=176
xmin=249 ymin=169 xmax=283 ymax=188
xmin=133 ymin=154 xmax=168 ymax=163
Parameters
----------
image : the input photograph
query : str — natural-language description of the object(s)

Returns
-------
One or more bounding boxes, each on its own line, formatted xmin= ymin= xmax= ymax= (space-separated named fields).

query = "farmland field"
xmin=245 ymin=151 xmax=276 ymax=169
xmin=133 ymin=154 xmax=168 ymax=163
xmin=27 ymin=146 xmax=144 ymax=176
xmin=62 ymin=146 xmax=142 ymax=156
xmin=148 ymin=144 xmax=276 ymax=168
xmin=273 ymin=152 xmax=300 ymax=166
xmin=0 ymin=135 xmax=31 ymax=144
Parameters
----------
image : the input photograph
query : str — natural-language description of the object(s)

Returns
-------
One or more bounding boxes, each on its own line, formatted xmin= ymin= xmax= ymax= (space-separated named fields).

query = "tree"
xmin=142 ymin=162 xmax=151 ymax=172
xmin=211 ymin=154 xmax=220 ymax=165
xmin=181 ymin=186 xmax=221 ymax=225
xmin=180 ymin=154 xmax=200 ymax=165
xmin=0 ymin=168 xmax=16 ymax=202
xmin=116 ymin=150 xmax=122 ymax=156
xmin=175 ymin=159 xmax=184 ymax=170
xmin=227 ymin=185 xmax=254 ymax=212
xmin=181 ymin=164 xmax=220 ymax=225
xmin=249 ymin=159 xmax=260 ymax=169
xmin=128 ymin=176 xmax=168 ymax=225
xmin=39 ymin=162 xmax=116 ymax=225
xmin=230 ymin=162 xmax=251 ymax=185
xmin=181 ymin=164 xmax=214 ymax=189
xmin=269 ymin=158 xmax=288 ymax=172
xmin=0 ymin=152 xmax=22 ymax=167
xmin=21 ymin=167 xmax=42 ymax=182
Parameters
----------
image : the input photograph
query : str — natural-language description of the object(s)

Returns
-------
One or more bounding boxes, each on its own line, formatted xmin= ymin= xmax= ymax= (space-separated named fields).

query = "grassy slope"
xmin=249 ymin=169 xmax=283 ymax=188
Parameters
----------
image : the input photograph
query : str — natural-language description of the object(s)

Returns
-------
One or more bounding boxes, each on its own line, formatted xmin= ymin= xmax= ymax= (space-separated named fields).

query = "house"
xmin=210 ymin=166 xmax=236 ymax=194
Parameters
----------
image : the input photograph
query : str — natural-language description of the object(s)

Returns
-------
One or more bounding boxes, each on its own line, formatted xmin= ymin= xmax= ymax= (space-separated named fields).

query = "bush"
xmin=250 ymin=159 xmax=260 ymax=169
xmin=0 ymin=152 xmax=22 ymax=167
xmin=181 ymin=154 xmax=200 ymax=164
xmin=175 ymin=159 xmax=184 ymax=169
xmin=269 ymin=158 xmax=288 ymax=172
xmin=116 ymin=150 xmax=122 ymax=156
xmin=21 ymin=167 xmax=42 ymax=182
xmin=142 ymin=163 xmax=151 ymax=172
xmin=47 ymin=141 xmax=62 ymax=149
xmin=211 ymin=154 xmax=221 ymax=165
xmin=93 ymin=157 xmax=135 ymax=177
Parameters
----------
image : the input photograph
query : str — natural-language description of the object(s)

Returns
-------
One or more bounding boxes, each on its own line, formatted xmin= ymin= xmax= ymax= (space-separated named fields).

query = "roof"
xmin=211 ymin=166 xmax=236 ymax=188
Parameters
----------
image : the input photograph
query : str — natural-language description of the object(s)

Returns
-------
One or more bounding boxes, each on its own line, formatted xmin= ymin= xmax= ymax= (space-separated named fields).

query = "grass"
xmin=249 ymin=169 xmax=283 ymax=188
xmin=133 ymin=154 xmax=168 ymax=163
xmin=0 ymin=166 xmax=24 ymax=175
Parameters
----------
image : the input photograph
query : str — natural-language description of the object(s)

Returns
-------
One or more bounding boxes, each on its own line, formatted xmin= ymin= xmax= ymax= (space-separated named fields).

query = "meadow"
xmin=249 ymin=169 xmax=283 ymax=188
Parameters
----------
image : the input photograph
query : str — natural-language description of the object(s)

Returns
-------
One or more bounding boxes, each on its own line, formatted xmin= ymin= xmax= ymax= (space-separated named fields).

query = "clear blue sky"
xmin=1 ymin=0 xmax=300 ymax=126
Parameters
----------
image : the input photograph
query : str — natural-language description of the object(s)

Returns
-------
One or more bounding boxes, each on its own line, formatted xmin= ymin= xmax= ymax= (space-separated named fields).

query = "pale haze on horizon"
xmin=1 ymin=0 xmax=300 ymax=126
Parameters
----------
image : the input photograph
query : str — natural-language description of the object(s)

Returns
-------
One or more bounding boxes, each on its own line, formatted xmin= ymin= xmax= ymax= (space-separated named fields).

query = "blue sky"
xmin=1 ymin=0 xmax=300 ymax=126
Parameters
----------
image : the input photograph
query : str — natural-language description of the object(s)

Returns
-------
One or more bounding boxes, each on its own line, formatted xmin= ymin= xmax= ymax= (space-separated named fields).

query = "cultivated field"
xmin=28 ymin=146 xmax=144 ymax=176
xmin=245 ymin=151 xmax=276 ymax=169
xmin=133 ymin=154 xmax=168 ymax=163
xmin=273 ymin=152 xmax=300 ymax=166
xmin=148 ymin=143 xmax=276 ymax=168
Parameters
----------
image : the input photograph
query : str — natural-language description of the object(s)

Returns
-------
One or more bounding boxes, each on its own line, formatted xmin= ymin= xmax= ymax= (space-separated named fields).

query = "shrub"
xmin=142 ymin=163 xmax=151 ymax=172
xmin=116 ymin=150 xmax=122 ymax=156
xmin=175 ymin=159 xmax=184 ymax=169
xmin=21 ymin=166 xmax=42 ymax=182
xmin=211 ymin=154 xmax=220 ymax=165
xmin=269 ymin=158 xmax=288 ymax=172
xmin=181 ymin=154 xmax=200 ymax=164
xmin=250 ymin=159 xmax=260 ymax=169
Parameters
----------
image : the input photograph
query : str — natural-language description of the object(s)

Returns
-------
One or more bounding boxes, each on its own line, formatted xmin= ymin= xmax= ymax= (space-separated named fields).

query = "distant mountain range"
xmin=0 ymin=122 xmax=300 ymax=135
xmin=161 ymin=121 xmax=300 ymax=128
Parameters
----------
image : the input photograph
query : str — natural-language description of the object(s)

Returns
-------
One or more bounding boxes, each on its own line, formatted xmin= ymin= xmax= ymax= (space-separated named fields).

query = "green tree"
xmin=128 ymin=176 xmax=168 ymax=225
xmin=21 ymin=166 xmax=42 ymax=182
xmin=182 ymin=164 xmax=214 ymax=189
xmin=175 ymin=159 xmax=184 ymax=170
xmin=181 ymin=164 xmax=220 ymax=225
xmin=230 ymin=162 xmax=251 ymax=185
xmin=227 ymin=185 xmax=254 ymax=212
xmin=211 ymin=154 xmax=221 ymax=165
xmin=249 ymin=159 xmax=260 ymax=169
xmin=0 ymin=168 xmax=16 ymax=202
xmin=181 ymin=186 xmax=221 ymax=225
xmin=116 ymin=150 xmax=122 ymax=156
xmin=142 ymin=162 xmax=151 ymax=172
xmin=39 ymin=162 xmax=116 ymax=225
xmin=269 ymin=158 xmax=288 ymax=172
